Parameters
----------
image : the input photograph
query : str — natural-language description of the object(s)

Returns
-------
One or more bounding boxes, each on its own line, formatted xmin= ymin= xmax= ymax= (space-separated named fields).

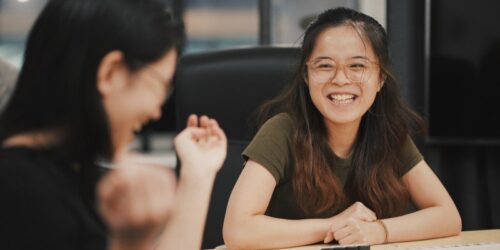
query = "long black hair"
xmin=0 ymin=0 xmax=184 ymax=199
xmin=259 ymin=8 xmax=424 ymax=218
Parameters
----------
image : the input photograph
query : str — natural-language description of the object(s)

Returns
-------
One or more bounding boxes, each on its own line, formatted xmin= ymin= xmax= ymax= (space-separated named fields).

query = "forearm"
xmin=224 ymin=215 xmax=330 ymax=250
xmin=382 ymin=205 xmax=461 ymax=243
xmin=156 ymin=175 xmax=216 ymax=250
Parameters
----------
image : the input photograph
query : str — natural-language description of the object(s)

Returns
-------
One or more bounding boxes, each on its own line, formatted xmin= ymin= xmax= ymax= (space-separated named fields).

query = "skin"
xmin=223 ymin=25 xmax=461 ymax=249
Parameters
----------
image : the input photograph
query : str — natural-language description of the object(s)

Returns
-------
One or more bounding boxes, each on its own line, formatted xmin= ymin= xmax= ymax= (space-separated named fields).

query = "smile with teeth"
xmin=327 ymin=94 xmax=357 ymax=104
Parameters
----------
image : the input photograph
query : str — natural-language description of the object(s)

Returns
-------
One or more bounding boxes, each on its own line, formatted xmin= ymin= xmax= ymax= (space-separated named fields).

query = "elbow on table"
xmin=451 ymin=212 xmax=462 ymax=235
xmin=444 ymin=206 xmax=462 ymax=236
xmin=223 ymin=222 xmax=252 ymax=250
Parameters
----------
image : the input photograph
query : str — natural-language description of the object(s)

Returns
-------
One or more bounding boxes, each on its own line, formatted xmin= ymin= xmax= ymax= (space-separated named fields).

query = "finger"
xmin=358 ymin=202 xmax=377 ymax=221
xmin=177 ymin=126 xmax=208 ymax=140
xmin=368 ymin=210 xmax=377 ymax=221
xmin=187 ymin=114 xmax=198 ymax=127
xmin=186 ymin=127 xmax=208 ymax=140
xmin=361 ymin=208 xmax=377 ymax=222
xmin=333 ymin=224 xmax=352 ymax=241
xmin=208 ymin=119 xmax=227 ymax=142
xmin=199 ymin=115 xmax=210 ymax=129
xmin=359 ymin=212 xmax=376 ymax=222
xmin=324 ymin=230 xmax=334 ymax=243
xmin=338 ymin=233 xmax=358 ymax=245
xmin=330 ymin=218 xmax=347 ymax=232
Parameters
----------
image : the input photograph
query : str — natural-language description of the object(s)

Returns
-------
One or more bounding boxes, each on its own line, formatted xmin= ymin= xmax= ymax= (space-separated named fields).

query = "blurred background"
xmin=1 ymin=0 xmax=498 ymax=232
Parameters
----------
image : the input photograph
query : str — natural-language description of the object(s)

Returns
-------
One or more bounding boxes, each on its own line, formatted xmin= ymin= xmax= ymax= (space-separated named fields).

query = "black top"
xmin=0 ymin=146 xmax=107 ymax=250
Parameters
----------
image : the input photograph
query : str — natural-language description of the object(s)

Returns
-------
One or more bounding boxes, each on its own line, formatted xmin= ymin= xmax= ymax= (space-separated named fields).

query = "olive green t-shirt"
xmin=242 ymin=113 xmax=423 ymax=220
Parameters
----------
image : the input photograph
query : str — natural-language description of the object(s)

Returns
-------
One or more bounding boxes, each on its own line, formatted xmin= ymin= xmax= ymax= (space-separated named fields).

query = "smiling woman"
xmin=223 ymin=7 xmax=461 ymax=250
xmin=0 ymin=0 xmax=227 ymax=249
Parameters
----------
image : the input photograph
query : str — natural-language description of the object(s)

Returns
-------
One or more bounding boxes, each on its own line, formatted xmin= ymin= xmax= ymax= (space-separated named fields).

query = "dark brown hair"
xmin=258 ymin=8 xmax=424 ymax=218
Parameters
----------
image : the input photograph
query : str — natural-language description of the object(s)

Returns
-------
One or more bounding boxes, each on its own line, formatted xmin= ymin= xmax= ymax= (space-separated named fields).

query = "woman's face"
xmin=306 ymin=25 xmax=383 ymax=129
xmin=104 ymin=49 xmax=177 ymax=155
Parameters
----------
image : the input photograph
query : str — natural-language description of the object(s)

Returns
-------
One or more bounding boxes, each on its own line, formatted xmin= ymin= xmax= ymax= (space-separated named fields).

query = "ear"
xmin=377 ymin=73 xmax=386 ymax=92
xmin=97 ymin=50 xmax=128 ymax=97
xmin=303 ymin=67 xmax=309 ymax=86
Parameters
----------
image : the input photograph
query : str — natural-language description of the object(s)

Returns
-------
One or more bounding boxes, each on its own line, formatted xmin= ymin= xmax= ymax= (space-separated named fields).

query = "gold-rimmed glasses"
xmin=306 ymin=57 xmax=378 ymax=83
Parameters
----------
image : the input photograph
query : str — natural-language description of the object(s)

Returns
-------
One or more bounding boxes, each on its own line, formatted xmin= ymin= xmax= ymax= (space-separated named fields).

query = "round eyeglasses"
xmin=306 ymin=58 xmax=378 ymax=83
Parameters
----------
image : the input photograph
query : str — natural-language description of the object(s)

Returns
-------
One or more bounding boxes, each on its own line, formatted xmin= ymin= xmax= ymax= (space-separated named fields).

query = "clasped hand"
xmin=324 ymin=201 xmax=386 ymax=245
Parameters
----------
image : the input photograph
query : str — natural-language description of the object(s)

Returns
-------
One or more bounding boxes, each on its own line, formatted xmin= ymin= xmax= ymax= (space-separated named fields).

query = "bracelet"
xmin=376 ymin=219 xmax=389 ymax=243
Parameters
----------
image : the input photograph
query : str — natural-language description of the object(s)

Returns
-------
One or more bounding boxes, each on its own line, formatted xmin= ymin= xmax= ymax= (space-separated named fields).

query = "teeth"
xmin=328 ymin=94 xmax=355 ymax=101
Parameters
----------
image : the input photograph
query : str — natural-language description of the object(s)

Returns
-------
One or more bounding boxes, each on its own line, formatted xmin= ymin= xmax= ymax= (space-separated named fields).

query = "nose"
xmin=331 ymin=67 xmax=350 ymax=86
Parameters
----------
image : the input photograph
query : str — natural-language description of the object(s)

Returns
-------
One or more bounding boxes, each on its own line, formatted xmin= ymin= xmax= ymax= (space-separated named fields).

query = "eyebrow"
xmin=312 ymin=55 xmax=370 ymax=61
xmin=351 ymin=56 xmax=370 ymax=60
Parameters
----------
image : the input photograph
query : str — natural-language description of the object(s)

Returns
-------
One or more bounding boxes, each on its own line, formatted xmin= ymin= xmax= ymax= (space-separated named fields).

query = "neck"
xmin=324 ymin=119 xmax=361 ymax=159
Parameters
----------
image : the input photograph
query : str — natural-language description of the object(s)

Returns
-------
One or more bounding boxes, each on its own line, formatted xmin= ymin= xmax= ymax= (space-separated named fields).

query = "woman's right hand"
xmin=174 ymin=114 xmax=227 ymax=181
xmin=324 ymin=201 xmax=377 ymax=243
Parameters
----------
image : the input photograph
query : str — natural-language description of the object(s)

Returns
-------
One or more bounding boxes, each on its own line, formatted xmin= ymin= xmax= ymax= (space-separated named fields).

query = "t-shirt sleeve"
xmin=242 ymin=113 xmax=293 ymax=184
xmin=399 ymin=137 xmax=424 ymax=176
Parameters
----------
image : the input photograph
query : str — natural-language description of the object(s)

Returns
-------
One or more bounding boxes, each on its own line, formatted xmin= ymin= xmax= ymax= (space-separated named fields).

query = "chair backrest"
xmin=174 ymin=46 xmax=300 ymax=249
xmin=175 ymin=46 xmax=300 ymax=141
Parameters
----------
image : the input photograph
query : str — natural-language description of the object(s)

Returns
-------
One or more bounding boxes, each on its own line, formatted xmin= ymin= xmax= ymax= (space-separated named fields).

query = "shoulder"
xmin=259 ymin=113 xmax=294 ymax=135
xmin=398 ymin=136 xmax=424 ymax=176
xmin=249 ymin=112 xmax=294 ymax=149
xmin=243 ymin=113 xmax=294 ymax=183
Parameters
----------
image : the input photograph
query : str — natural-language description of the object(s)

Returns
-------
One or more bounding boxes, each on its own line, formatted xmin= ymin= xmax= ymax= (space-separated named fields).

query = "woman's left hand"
xmin=97 ymin=156 xmax=177 ymax=249
xmin=324 ymin=219 xmax=386 ymax=245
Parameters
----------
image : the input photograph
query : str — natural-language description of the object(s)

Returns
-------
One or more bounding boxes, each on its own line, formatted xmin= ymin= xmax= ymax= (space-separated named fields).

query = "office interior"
xmin=0 ymin=0 xmax=499 ymax=248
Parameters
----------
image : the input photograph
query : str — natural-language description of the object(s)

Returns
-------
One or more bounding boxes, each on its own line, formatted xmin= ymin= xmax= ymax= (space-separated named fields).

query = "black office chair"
xmin=174 ymin=46 xmax=300 ymax=249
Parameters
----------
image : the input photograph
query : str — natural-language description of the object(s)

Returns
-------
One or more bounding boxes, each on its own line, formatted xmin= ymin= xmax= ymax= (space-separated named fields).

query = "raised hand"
xmin=97 ymin=155 xmax=177 ymax=250
xmin=175 ymin=114 xmax=227 ymax=180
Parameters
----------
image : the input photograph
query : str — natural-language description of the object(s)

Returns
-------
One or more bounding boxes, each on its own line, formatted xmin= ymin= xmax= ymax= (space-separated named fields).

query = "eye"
xmin=317 ymin=63 xmax=334 ymax=69
xmin=312 ymin=60 xmax=335 ymax=70
xmin=349 ymin=63 xmax=367 ymax=70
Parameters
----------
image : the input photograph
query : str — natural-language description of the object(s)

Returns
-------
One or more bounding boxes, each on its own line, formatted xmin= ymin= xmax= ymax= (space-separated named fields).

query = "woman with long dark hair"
xmin=223 ymin=8 xmax=460 ymax=249
xmin=0 ymin=0 xmax=226 ymax=249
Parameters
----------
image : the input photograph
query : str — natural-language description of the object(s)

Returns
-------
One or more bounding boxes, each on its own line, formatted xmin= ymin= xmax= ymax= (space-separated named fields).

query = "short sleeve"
xmin=399 ymin=137 xmax=424 ymax=176
xmin=242 ymin=113 xmax=293 ymax=184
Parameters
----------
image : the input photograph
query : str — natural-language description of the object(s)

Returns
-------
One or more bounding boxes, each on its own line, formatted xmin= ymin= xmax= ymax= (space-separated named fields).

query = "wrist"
xmin=178 ymin=171 xmax=216 ymax=187
xmin=179 ymin=162 xmax=218 ymax=181
xmin=375 ymin=219 xmax=389 ymax=244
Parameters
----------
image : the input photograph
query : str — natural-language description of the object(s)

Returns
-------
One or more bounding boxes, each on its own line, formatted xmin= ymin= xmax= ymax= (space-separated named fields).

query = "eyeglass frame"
xmin=305 ymin=57 xmax=380 ymax=84
xmin=139 ymin=64 xmax=175 ymax=101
